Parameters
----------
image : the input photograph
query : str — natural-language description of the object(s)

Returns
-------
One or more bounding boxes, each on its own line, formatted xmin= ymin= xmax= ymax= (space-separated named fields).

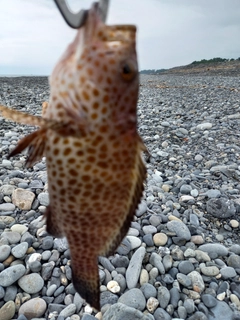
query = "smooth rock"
xmin=12 ymin=188 xmax=35 ymax=210
xmin=126 ymin=246 xmax=145 ymax=289
xmin=18 ymin=273 xmax=44 ymax=294
xmin=0 ymin=264 xmax=26 ymax=286
xmin=167 ymin=220 xmax=191 ymax=240
xmin=208 ymin=301 xmax=233 ymax=320
xmin=118 ymin=288 xmax=146 ymax=311
xmin=11 ymin=242 xmax=28 ymax=259
xmin=153 ymin=233 xmax=168 ymax=246
xmin=18 ymin=298 xmax=46 ymax=320
xmin=188 ymin=271 xmax=205 ymax=293
xmin=0 ymin=245 xmax=11 ymax=262
xmin=0 ymin=301 xmax=15 ymax=320
xmin=103 ymin=303 xmax=154 ymax=320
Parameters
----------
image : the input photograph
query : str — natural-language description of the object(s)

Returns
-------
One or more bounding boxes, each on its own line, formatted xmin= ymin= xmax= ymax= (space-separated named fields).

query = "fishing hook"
xmin=53 ymin=0 xmax=109 ymax=28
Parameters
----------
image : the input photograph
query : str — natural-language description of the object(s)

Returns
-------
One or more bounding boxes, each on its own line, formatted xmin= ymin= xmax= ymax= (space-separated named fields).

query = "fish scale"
xmin=0 ymin=4 xmax=146 ymax=309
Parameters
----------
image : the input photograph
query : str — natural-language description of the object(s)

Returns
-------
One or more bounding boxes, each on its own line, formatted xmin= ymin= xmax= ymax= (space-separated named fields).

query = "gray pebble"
xmin=103 ymin=303 xmax=154 ymax=320
xmin=167 ymin=220 xmax=191 ymax=240
xmin=18 ymin=273 xmax=44 ymax=294
xmin=118 ymin=288 xmax=146 ymax=311
xmin=59 ymin=303 xmax=76 ymax=317
xmin=141 ymin=283 xmax=157 ymax=299
xmin=220 ymin=266 xmax=237 ymax=279
xmin=154 ymin=308 xmax=171 ymax=320
xmin=208 ymin=301 xmax=233 ymax=320
xmin=11 ymin=242 xmax=28 ymax=259
xmin=126 ymin=246 xmax=145 ymax=289
xmin=0 ymin=245 xmax=11 ymax=262
xmin=184 ymin=298 xmax=195 ymax=314
xmin=0 ymin=265 xmax=26 ymax=286
xmin=149 ymin=252 xmax=165 ymax=274
xmin=178 ymin=260 xmax=194 ymax=274
xmin=201 ymin=294 xmax=217 ymax=308
xmin=158 ymin=286 xmax=170 ymax=309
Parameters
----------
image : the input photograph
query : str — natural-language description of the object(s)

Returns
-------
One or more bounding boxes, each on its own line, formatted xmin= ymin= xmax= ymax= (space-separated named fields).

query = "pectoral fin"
xmin=0 ymin=105 xmax=45 ymax=127
xmin=9 ymin=128 xmax=47 ymax=167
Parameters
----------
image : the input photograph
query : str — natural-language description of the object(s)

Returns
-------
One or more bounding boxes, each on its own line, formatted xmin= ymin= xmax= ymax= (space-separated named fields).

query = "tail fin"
xmin=71 ymin=256 xmax=100 ymax=310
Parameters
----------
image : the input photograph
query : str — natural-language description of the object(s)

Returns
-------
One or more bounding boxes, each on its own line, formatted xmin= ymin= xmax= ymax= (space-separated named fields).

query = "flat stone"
xmin=126 ymin=236 xmax=141 ymax=250
xmin=198 ymin=244 xmax=228 ymax=258
xmin=0 ymin=203 xmax=15 ymax=212
xmin=201 ymin=294 xmax=217 ymax=308
xmin=11 ymin=242 xmax=28 ymax=259
xmin=0 ymin=245 xmax=11 ymax=262
xmin=0 ymin=216 xmax=15 ymax=225
xmin=18 ymin=273 xmax=44 ymax=294
xmin=118 ymin=288 xmax=146 ymax=311
xmin=126 ymin=246 xmax=146 ymax=289
xmin=167 ymin=220 xmax=191 ymax=240
xmin=18 ymin=298 xmax=46 ymax=320
xmin=12 ymin=188 xmax=35 ymax=210
xmin=1 ymin=231 xmax=21 ymax=244
xmin=0 ymin=301 xmax=15 ymax=320
xmin=158 ymin=286 xmax=170 ymax=309
xmin=59 ymin=304 xmax=76 ymax=317
xmin=0 ymin=265 xmax=26 ymax=286
xmin=103 ymin=303 xmax=153 ymax=320
xmin=200 ymin=266 xmax=219 ymax=277
xmin=208 ymin=301 xmax=233 ymax=320
xmin=220 ymin=267 xmax=237 ymax=279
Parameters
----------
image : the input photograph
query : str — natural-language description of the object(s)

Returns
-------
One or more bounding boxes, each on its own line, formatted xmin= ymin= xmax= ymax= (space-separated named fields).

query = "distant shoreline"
xmin=0 ymin=75 xmax=49 ymax=77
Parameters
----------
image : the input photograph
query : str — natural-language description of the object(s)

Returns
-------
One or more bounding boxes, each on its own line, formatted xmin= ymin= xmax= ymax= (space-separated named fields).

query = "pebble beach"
xmin=0 ymin=73 xmax=240 ymax=320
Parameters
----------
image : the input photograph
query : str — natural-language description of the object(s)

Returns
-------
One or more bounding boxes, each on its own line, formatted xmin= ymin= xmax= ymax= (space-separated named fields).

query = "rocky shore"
xmin=0 ymin=73 xmax=240 ymax=320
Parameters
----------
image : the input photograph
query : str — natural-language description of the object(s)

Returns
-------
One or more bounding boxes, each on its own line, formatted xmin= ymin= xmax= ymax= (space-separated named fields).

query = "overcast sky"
xmin=1 ymin=0 xmax=240 ymax=75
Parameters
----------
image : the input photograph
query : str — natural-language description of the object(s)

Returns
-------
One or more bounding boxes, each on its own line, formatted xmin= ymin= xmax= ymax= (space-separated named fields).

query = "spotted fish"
xmin=0 ymin=4 xmax=146 ymax=309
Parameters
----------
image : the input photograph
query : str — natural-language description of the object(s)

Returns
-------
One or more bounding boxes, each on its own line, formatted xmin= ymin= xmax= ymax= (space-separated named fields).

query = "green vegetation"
xmin=191 ymin=57 xmax=239 ymax=65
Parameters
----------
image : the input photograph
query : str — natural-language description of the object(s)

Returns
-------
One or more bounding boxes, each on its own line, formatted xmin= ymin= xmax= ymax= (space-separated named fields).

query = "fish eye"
xmin=121 ymin=60 xmax=137 ymax=81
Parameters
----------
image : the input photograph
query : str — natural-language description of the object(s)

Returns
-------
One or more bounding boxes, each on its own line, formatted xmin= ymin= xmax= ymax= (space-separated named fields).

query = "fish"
xmin=0 ymin=3 xmax=146 ymax=310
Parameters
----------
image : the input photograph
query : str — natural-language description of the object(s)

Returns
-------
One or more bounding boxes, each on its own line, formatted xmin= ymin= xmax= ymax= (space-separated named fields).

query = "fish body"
xmin=0 ymin=4 xmax=146 ymax=309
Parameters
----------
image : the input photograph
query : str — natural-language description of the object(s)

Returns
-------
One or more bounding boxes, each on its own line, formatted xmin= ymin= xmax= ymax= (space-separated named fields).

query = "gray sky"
xmin=1 ymin=0 xmax=240 ymax=75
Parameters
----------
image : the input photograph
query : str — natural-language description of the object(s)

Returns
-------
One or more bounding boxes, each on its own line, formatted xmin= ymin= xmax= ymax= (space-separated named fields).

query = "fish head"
xmin=50 ymin=4 xmax=139 ymax=131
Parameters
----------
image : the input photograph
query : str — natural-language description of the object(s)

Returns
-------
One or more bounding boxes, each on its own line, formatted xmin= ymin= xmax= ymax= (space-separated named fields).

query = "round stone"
xmin=18 ymin=273 xmax=44 ymax=294
xmin=230 ymin=220 xmax=239 ymax=228
xmin=118 ymin=288 xmax=146 ymax=311
xmin=18 ymin=298 xmax=46 ymax=319
xmin=11 ymin=242 xmax=28 ymax=259
xmin=153 ymin=233 xmax=168 ymax=246
xmin=202 ymin=294 xmax=218 ymax=308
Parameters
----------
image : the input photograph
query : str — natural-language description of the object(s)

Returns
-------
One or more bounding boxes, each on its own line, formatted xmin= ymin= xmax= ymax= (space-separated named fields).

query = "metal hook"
xmin=53 ymin=0 xmax=109 ymax=29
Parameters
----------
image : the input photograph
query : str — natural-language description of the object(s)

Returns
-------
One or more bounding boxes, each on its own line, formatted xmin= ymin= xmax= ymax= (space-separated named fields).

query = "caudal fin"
xmin=71 ymin=256 xmax=100 ymax=310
